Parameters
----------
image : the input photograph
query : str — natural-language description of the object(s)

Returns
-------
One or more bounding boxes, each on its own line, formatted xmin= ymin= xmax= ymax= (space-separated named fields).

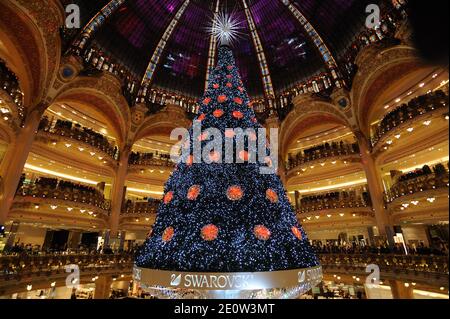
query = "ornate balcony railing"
xmin=0 ymin=252 xmax=447 ymax=295
xmin=384 ymin=172 xmax=449 ymax=204
xmin=0 ymin=58 xmax=24 ymax=120
xmin=38 ymin=119 xmax=118 ymax=160
xmin=15 ymin=183 xmax=111 ymax=212
xmin=371 ymin=91 xmax=449 ymax=147
xmin=287 ymin=142 xmax=360 ymax=171
xmin=122 ymin=201 xmax=159 ymax=216
xmin=0 ymin=253 xmax=133 ymax=295
xmin=320 ymin=253 xmax=449 ymax=287
xmin=298 ymin=193 xmax=371 ymax=215
xmin=128 ymin=153 xmax=175 ymax=168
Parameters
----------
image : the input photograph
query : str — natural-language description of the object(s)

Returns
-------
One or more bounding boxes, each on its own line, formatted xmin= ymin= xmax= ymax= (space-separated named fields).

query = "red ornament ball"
xmin=238 ymin=87 xmax=244 ymax=92
xmin=197 ymin=113 xmax=206 ymax=121
xmin=292 ymin=226 xmax=303 ymax=240
xmin=201 ymin=224 xmax=219 ymax=241
xmin=198 ymin=132 xmax=209 ymax=141
xmin=239 ymin=150 xmax=249 ymax=161
xmin=163 ymin=191 xmax=174 ymax=204
xmin=227 ymin=186 xmax=244 ymax=201
xmin=266 ymin=189 xmax=279 ymax=203
xmin=226 ymin=74 xmax=232 ymax=79
xmin=265 ymin=156 xmax=273 ymax=168
xmin=254 ymin=225 xmax=271 ymax=241
xmin=225 ymin=129 xmax=235 ymax=138
xmin=233 ymin=111 xmax=244 ymax=119
xmin=226 ymin=82 xmax=233 ymax=88
xmin=213 ymin=83 xmax=219 ymax=89
xmin=234 ymin=97 xmax=243 ymax=105
xmin=186 ymin=155 xmax=193 ymax=167
xmin=218 ymin=95 xmax=228 ymax=103
xmin=213 ymin=109 xmax=224 ymax=118
xmin=209 ymin=151 xmax=221 ymax=162
xmin=203 ymin=97 xmax=211 ymax=105
xmin=187 ymin=185 xmax=201 ymax=201
xmin=227 ymin=65 xmax=233 ymax=70
xmin=162 ymin=227 xmax=175 ymax=242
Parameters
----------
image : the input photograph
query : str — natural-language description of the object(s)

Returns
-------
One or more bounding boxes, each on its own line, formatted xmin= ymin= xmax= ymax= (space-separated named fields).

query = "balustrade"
xmin=15 ymin=181 xmax=111 ymax=212
xmin=371 ymin=91 xmax=449 ymax=147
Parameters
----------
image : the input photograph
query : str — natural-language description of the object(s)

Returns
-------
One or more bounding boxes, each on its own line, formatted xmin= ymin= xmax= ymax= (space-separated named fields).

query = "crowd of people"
xmin=312 ymin=241 xmax=449 ymax=256
xmin=38 ymin=117 xmax=118 ymax=158
xmin=123 ymin=199 xmax=160 ymax=215
xmin=0 ymin=58 xmax=23 ymax=108
xmin=397 ymin=163 xmax=449 ymax=183
xmin=16 ymin=177 xmax=109 ymax=210
xmin=297 ymin=189 xmax=371 ymax=212
xmin=287 ymin=141 xmax=360 ymax=169
xmin=386 ymin=163 xmax=449 ymax=202
xmin=128 ymin=151 xmax=174 ymax=167
xmin=371 ymin=90 xmax=449 ymax=146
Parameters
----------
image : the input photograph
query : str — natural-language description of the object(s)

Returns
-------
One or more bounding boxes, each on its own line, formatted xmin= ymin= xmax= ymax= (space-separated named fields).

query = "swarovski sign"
xmin=134 ymin=266 xmax=322 ymax=291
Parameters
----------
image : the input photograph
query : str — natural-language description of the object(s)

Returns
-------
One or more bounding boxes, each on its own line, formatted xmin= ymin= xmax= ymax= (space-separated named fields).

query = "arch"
xmin=53 ymin=74 xmax=132 ymax=146
xmin=132 ymin=105 xmax=191 ymax=145
xmin=279 ymin=95 xmax=351 ymax=157
xmin=351 ymin=44 xmax=425 ymax=136
xmin=0 ymin=0 xmax=64 ymax=107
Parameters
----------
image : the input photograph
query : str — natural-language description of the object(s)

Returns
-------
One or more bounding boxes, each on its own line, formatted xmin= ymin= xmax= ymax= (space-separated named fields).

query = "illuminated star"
xmin=208 ymin=11 xmax=243 ymax=46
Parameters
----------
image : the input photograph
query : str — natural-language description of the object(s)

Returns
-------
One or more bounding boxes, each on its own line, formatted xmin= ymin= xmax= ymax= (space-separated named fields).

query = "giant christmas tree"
xmin=135 ymin=39 xmax=321 ymax=299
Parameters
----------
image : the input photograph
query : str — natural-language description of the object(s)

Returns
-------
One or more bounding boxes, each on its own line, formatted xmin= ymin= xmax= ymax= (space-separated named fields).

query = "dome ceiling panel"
xmin=249 ymin=0 xmax=325 ymax=92
xmin=291 ymin=0 xmax=382 ymax=55
xmin=151 ymin=1 xmax=212 ymax=97
xmin=93 ymin=0 xmax=186 ymax=75
xmin=68 ymin=0 xmax=378 ymax=98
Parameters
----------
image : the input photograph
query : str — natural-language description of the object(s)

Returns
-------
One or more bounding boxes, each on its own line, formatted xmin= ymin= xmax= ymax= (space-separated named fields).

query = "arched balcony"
xmin=296 ymin=190 xmax=375 ymax=230
xmin=119 ymin=201 xmax=159 ymax=231
xmin=385 ymin=164 xmax=449 ymax=224
xmin=320 ymin=254 xmax=449 ymax=289
xmin=11 ymin=178 xmax=110 ymax=228
xmin=0 ymin=253 xmax=133 ymax=296
xmin=371 ymin=91 xmax=449 ymax=151
xmin=36 ymin=117 xmax=118 ymax=165
xmin=287 ymin=141 xmax=361 ymax=174
xmin=128 ymin=152 xmax=175 ymax=169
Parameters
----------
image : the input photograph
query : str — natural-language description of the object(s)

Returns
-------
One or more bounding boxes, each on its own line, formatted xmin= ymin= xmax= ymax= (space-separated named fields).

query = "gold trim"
xmin=133 ymin=265 xmax=322 ymax=291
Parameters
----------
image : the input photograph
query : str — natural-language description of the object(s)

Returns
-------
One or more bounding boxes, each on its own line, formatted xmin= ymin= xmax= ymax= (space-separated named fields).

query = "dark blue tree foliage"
xmin=135 ymin=46 xmax=320 ymax=272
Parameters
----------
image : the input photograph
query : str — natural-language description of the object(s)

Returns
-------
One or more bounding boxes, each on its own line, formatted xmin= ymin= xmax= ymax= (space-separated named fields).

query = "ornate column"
xmin=109 ymin=144 xmax=131 ymax=238
xmin=389 ymin=280 xmax=415 ymax=299
xmin=0 ymin=105 xmax=45 ymax=224
xmin=356 ymin=132 xmax=395 ymax=245
xmin=265 ymin=113 xmax=286 ymax=187
xmin=94 ymin=275 xmax=113 ymax=299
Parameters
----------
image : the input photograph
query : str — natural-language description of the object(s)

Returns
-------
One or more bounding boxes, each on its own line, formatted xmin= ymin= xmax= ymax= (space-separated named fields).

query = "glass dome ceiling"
xmin=69 ymin=0 xmax=379 ymax=99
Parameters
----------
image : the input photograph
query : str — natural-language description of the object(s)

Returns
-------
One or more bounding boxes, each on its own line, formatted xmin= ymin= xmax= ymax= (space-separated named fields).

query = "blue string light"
xmin=135 ymin=45 xmax=320 ymax=272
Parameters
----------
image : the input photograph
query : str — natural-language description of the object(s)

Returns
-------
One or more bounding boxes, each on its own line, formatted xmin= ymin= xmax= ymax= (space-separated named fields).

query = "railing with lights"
xmin=122 ymin=200 xmax=159 ymax=216
xmin=0 ymin=58 xmax=24 ymax=120
xmin=287 ymin=142 xmax=360 ymax=171
xmin=128 ymin=152 xmax=175 ymax=168
xmin=371 ymin=91 xmax=449 ymax=147
xmin=297 ymin=190 xmax=371 ymax=215
xmin=319 ymin=253 xmax=449 ymax=287
xmin=384 ymin=167 xmax=449 ymax=204
xmin=0 ymin=253 xmax=133 ymax=294
xmin=38 ymin=117 xmax=118 ymax=160
xmin=15 ymin=181 xmax=111 ymax=212
xmin=277 ymin=2 xmax=405 ymax=107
